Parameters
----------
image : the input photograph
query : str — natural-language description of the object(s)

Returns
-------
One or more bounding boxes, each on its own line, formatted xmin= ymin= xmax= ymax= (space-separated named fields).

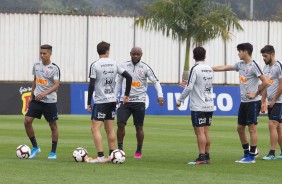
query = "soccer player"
xmin=212 ymin=43 xmax=269 ymax=163
xmin=24 ymin=44 xmax=60 ymax=159
xmin=86 ymin=41 xmax=132 ymax=163
xmin=260 ymin=45 xmax=282 ymax=160
xmin=114 ymin=47 xmax=164 ymax=158
xmin=176 ymin=47 xmax=214 ymax=165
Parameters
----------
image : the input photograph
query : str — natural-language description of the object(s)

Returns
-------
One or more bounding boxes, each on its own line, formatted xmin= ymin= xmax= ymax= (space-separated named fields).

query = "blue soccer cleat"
xmin=29 ymin=147 xmax=41 ymax=159
xmin=235 ymin=154 xmax=249 ymax=163
xmin=48 ymin=152 xmax=57 ymax=159
xmin=238 ymin=156 xmax=255 ymax=163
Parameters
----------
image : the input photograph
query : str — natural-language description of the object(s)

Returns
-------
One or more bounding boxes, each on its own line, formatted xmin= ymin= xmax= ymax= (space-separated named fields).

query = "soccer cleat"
xmin=86 ymin=156 xmax=110 ymax=163
xmin=238 ymin=156 xmax=255 ymax=163
xmin=29 ymin=147 xmax=41 ymax=159
xmin=48 ymin=152 xmax=57 ymax=159
xmin=134 ymin=152 xmax=142 ymax=159
xmin=276 ymin=154 xmax=282 ymax=159
xmin=235 ymin=154 xmax=249 ymax=163
xmin=262 ymin=154 xmax=276 ymax=160
xmin=188 ymin=157 xmax=209 ymax=165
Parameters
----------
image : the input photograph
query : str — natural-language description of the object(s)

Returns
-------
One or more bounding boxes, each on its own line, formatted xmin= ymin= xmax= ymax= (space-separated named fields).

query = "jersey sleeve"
xmin=146 ymin=66 xmax=159 ymax=83
xmin=32 ymin=63 xmax=35 ymax=75
xmin=89 ymin=63 xmax=96 ymax=79
xmin=231 ymin=62 xmax=240 ymax=71
xmin=53 ymin=65 xmax=60 ymax=80
xmin=252 ymin=62 xmax=263 ymax=78
xmin=277 ymin=64 xmax=282 ymax=79
xmin=117 ymin=65 xmax=126 ymax=75
xmin=178 ymin=66 xmax=197 ymax=102
xmin=114 ymin=73 xmax=124 ymax=98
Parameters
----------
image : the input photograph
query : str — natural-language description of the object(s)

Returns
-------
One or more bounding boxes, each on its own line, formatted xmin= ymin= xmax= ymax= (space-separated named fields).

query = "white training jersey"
xmin=89 ymin=58 xmax=125 ymax=104
xmin=232 ymin=60 xmax=263 ymax=102
xmin=114 ymin=61 xmax=163 ymax=102
xmin=32 ymin=61 xmax=60 ymax=103
xmin=178 ymin=61 xmax=214 ymax=112
xmin=263 ymin=61 xmax=282 ymax=103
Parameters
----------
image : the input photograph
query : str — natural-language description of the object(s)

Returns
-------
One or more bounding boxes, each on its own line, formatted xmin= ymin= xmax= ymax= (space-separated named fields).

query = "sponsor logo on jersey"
xmin=132 ymin=81 xmax=141 ymax=87
xmin=239 ymin=76 xmax=248 ymax=83
xmin=103 ymin=78 xmax=113 ymax=85
xmin=268 ymin=78 xmax=274 ymax=85
xmin=36 ymin=77 xmax=48 ymax=85
xmin=103 ymin=70 xmax=114 ymax=75
xmin=101 ymin=64 xmax=114 ymax=67
xmin=104 ymin=88 xmax=114 ymax=94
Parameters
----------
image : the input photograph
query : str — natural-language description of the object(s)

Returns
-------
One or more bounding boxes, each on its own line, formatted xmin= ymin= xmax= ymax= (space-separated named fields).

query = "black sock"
xmin=249 ymin=145 xmax=257 ymax=156
xmin=51 ymin=141 xmax=57 ymax=153
xmin=136 ymin=144 xmax=142 ymax=153
xmin=242 ymin=143 xmax=249 ymax=154
xmin=199 ymin=154 xmax=206 ymax=161
xmin=109 ymin=150 xmax=114 ymax=156
xmin=118 ymin=143 xmax=123 ymax=150
xmin=205 ymin=152 xmax=210 ymax=160
xmin=98 ymin=152 xmax=104 ymax=157
xmin=269 ymin=149 xmax=275 ymax=156
xmin=30 ymin=136 xmax=38 ymax=148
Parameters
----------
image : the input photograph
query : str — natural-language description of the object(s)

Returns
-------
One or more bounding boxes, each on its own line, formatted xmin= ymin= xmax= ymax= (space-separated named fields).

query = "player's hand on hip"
xmin=246 ymin=92 xmax=256 ymax=99
xmin=123 ymin=96 xmax=129 ymax=104
xmin=35 ymin=93 xmax=45 ymax=101
xmin=87 ymin=105 xmax=92 ymax=112
xmin=158 ymin=97 xmax=164 ymax=106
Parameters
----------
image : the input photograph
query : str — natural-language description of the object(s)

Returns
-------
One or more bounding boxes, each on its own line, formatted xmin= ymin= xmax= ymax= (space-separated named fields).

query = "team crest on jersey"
xmin=137 ymin=70 xmax=144 ymax=77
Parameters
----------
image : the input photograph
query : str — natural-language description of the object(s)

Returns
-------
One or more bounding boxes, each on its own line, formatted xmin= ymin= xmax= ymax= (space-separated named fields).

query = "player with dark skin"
xmin=115 ymin=47 xmax=164 ymax=158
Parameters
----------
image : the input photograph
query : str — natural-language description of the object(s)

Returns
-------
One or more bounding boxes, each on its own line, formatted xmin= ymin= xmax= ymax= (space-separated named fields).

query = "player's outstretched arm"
xmin=212 ymin=65 xmax=233 ymax=72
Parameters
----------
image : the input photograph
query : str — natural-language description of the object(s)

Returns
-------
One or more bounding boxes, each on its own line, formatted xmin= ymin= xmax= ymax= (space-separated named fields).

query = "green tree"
xmin=135 ymin=0 xmax=243 ymax=81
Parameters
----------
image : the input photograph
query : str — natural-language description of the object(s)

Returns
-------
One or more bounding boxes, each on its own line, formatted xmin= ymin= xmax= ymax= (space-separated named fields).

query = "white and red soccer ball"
xmin=72 ymin=147 xmax=88 ymax=162
xmin=110 ymin=149 xmax=126 ymax=164
xmin=16 ymin=144 xmax=31 ymax=159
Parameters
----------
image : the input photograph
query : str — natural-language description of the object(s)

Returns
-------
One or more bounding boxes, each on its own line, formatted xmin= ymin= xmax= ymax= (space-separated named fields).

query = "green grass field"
xmin=0 ymin=115 xmax=281 ymax=184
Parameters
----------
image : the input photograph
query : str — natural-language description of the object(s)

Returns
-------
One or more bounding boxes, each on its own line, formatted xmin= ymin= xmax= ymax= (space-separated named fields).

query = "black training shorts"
xmin=25 ymin=100 xmax=58 ymax=122
xmin=238 ymin=101 xmax=261 ymax=125
xmin=117 ymin=102 xmax=145 ymax=126
xmin=191 ymin=111 xmax=213 ymax=127
xmin=91 ymin=102 xmax=116 ymax=121
xmin=268 ymin=103 xmax=282 ymax=123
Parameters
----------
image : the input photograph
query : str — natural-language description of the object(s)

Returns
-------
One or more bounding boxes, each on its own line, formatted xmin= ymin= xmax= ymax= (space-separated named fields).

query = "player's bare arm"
xmin=212 ymin=65 xmax=233 ymax=71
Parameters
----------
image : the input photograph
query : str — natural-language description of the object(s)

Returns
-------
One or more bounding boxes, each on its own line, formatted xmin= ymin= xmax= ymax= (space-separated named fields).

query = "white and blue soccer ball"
xmin=110 ymin=149 xmax=126 ymax=164
xmin=72 ymin=147 xmax=88 ymax=162
xmin=16 ymin=144 xmax=31 ymax=159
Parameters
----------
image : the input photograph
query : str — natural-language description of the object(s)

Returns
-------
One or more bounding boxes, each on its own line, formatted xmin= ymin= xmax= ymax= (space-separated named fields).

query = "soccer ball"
xmin=110 ymin=149 xmax=126 ymax=164
xmin=16 ymin=144 xmax=31 ymax=159
xmin=72 ymin=147 xmax=88 ymax=162
xmin=249 ymin=146 xmax=259 ymax=158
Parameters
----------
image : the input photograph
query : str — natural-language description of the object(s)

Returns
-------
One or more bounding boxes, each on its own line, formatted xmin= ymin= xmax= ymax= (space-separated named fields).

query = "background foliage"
xmin=0 ymin=0 xmax=281 ymax=20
